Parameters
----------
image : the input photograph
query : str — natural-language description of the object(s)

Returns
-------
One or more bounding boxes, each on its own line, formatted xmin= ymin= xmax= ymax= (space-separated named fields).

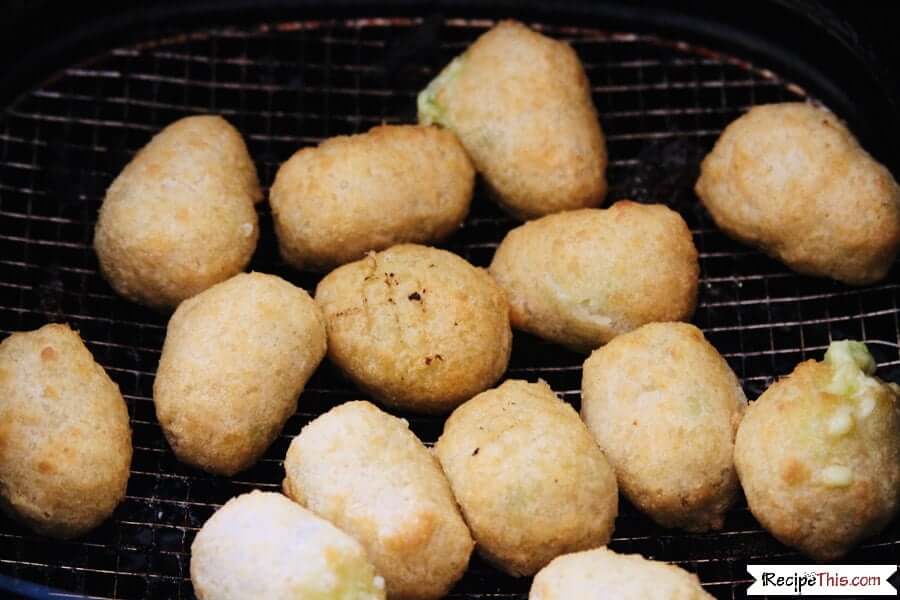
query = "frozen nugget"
xmin=696 ymin=102 xmax=900 ymax=284
xmin=581 ymin=323 xmax=747 ymax=531
xmin=283 ymin=401 xmax=473 ymax=600
xmin=270 ymin=125 xmax=474 ymax=271
xmin=315 ymin=244 xmax=511 ymax=414
xmin=0 ymin=324 xmax=131 ymax=538
xmin=154 ymin=272 xmax=326 ymax=476
xmin=530 ymin=547 xmax=713 ymax=600
xmin=191 ymin=491 xmax=386 ymax=600
xmin=489 ymin=201 xmax=698 ymax=352
xmin=95 ymin=115 xmax=261 ymax=309
xmin=418 ymin=20 xmax=607 ymax=219
xmin=734 ymin=341 xmax=900 ymax=560
xmin=435 ymin=380 xmax=618 ymax=576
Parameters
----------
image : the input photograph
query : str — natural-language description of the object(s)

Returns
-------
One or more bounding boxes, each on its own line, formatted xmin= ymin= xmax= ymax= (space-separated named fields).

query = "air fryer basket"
xmin=1 ymin=4 xmax=898 ymax=600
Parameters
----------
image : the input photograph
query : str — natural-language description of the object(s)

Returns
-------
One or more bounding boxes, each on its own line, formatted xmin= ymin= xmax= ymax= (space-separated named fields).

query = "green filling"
xmin=823 ymin=340 xmax=876 ymax=398
xmin=417 ymin=56 xmax=464 ymax=127
xmin=302 ymin=567 xmax=382 ymax=600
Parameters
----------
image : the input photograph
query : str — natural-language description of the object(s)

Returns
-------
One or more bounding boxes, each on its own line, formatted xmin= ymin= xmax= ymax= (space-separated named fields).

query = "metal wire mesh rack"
xmin=0 ymin=15 xmax=898 ymax=600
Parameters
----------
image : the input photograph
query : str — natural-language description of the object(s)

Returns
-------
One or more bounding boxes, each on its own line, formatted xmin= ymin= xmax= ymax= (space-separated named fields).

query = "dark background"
xmin=2 ymin=0 xmax=899 ymax=172
xmin=2 ymin=1 xmax=899 ymax=86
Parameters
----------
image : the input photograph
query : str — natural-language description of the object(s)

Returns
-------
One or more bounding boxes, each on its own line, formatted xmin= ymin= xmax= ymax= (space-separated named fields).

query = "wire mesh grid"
xmin=0 ymin=15 xmax=898 ymax=600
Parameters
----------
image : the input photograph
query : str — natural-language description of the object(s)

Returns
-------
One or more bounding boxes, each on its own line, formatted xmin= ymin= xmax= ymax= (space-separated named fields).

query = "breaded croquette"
xmin=490 ymin=201 xmax=698 ymax=352
xmin=696 ymin=102 xmax=900 ymax=285
xmin=94 ymin=115 xmax=261 ymax=308
xmin=271 ymin=125 xmax=474 ymax=271
xmin=419 ymin=20 xmax=607 ymax=219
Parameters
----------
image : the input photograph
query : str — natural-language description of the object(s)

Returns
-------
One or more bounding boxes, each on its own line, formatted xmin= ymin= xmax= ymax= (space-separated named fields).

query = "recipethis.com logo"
xmin=747 ymin=564 xmax=898 ymax=596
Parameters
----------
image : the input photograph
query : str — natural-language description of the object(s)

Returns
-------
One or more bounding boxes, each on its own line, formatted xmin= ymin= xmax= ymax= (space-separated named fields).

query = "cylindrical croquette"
xmin=270 ymin=124 xmax=474 ymax=271
xmin=190 ymin=491 xmax=386 ymax=600
xmin=283 ymin=401 xmax=473 ymax=600
xmin=315 ymin=244 xmax=511 ymax=414
xmin=418 ymin=20 xmax=607 ymax=220
xmin=581 ymin=322 xmax=747 ymax=531
xmin=94 ymin=115 xmax=261 ymax=309
xmin=734 ymin=340 xmax=900 ymax=560
xmin=529 ymin=547 xmax=713 ymax=600
xmin=695 ymin=102 xmax=900 ymax=285
xmin=0 ymin=324 xmax=132 ymax=538
xmin=154 ymin=272 xmax=326 ymax=476
xmin=434 ymin=379 xmax=618 ymax=576
xmin=489 ymin=201 xmax=699 ymax=352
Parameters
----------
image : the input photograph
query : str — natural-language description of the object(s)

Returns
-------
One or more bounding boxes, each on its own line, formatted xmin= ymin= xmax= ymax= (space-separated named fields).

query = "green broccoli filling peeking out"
xmin=417 ymin=56 xmax=464 ymax=127
xmin=823 ymin=340 xmax=876 ymax=398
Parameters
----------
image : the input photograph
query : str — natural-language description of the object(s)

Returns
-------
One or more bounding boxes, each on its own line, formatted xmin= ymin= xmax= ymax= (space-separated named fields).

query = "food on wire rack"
xmin=434 ymin=379 xmax=618 ymax=576
xmin=695 ymin=102 xmax=900 ymax=285
xmin=94 ymin=115 xmax=261 ymax=309
xmin=154 ymin=272 xmax=326 ymax=476
xmin=270 ymin=124 xmax=474 ymax=272
xmin=315 ymin=244 xmax=511 ymax=414
xmin=489 ymin=201 xmax=699 ymax=352
xmin=20 ymin=17 xmax=900 ymax=600
xmin=529 ymin=547 xmax=713 ymax=600
xmin=0 ymin=324 xmax=131 ymax=539
xmin=283 ymin=400 xmax=473 ymax=600
xmin=418 ymin=20 xmax=607 ymax=220
xmin=190 ymin=490 xmax=386 ymax=600
xmin=581 ymin=322 xmax=747 ymax=532
xmin=734 ymin=340 xmax=900 ymax=560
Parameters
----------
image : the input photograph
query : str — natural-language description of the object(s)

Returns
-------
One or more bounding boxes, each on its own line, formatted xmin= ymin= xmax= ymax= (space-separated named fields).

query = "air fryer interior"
xmin=0 ymin=5 xmax=898 ymax=600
